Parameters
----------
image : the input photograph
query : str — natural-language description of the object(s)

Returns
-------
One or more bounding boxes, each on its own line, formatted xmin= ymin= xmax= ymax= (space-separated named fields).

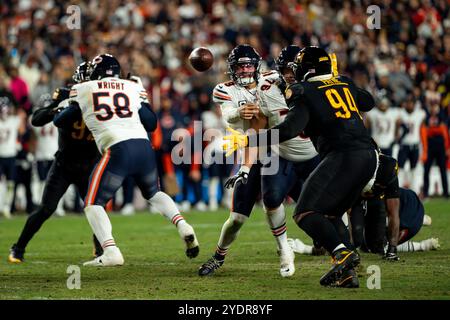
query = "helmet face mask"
xmin=276 ymin=45 xmax=301 ymax=85
xmin=72 ymin=61 xmax=91 ymax=83
xmin=231 ymin=62 xmax=257 ymax=86
xmin=227 ymin=45 xmax=261 ymax=87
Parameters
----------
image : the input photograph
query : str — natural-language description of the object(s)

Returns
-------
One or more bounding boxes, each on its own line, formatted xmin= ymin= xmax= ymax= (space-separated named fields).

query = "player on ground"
xmin=8 ymin=62 xmax=103 ymax=263
xmin=350 ymin=154 xmax=439 ymax=258
xmin=223 ymin=46 xmax=378 ymax=288
xmin=199 ymin=45 xmax=319 ymax=278
xmin=54 ymin=54 xmax=199 ymax=266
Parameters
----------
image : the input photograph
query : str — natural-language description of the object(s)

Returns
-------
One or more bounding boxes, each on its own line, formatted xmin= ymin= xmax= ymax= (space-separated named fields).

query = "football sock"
xmin=396 ymin=239 xmax=440 ymax=252
xmin=84 ymin=205 xmax=115 ymax=248
xmin=148 ymin=191 xmax=188 ymax=228
xmin=349 ymin=202 xmax=365 ymax=248
xmin=296 ymin=212 xmax=342 ymax=254
xmin=264 ymin=204 xmax=289 ymax=251
xmin=15 ymin=205 xmax=54 ymax=249
xmin=328 ymin=216 xmax=354 ymax=250
xmin=4 ymin=181 xmax=14 ymax=211
xmin=216 ymin=211 xmax=248 ymax=258
xmin=209 ymin=177 xmax=219 ymax=208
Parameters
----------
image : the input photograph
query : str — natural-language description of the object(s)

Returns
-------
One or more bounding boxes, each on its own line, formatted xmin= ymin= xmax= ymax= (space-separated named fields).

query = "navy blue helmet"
xmin=227 ymin=44 xmax=262 ymax=86
xmin=89 ymin=54 xmax=121 ymax=80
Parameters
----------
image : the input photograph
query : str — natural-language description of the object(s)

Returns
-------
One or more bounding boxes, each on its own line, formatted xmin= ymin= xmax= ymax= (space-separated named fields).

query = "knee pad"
xmin=293 ymin=210 xmax=315 ymax=225
xmin=228 ymin=211 xmax=248 ymax=231
xmin=262 ymin=192 xmax=285 ymax=210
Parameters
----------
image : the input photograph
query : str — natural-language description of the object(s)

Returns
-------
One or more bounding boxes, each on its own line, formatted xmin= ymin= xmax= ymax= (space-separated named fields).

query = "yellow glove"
xmin=223 ymin=127 xmax=249 ymax=157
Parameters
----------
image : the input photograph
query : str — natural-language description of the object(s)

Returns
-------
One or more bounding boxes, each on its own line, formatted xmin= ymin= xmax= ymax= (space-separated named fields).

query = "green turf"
xmin=0 ymin=199 xmax=449 ymax=300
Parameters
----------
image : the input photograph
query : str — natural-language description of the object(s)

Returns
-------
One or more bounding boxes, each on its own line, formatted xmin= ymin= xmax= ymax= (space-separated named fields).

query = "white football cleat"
xmin=195 ymin=201 xmax=208 ymax=212
xmin=55 ymin=206 xmax=66 ymax=217
xmin=423 ymin=214 xmax=432 ymax=226
xmin=420 ymin=238 xmax=440 ymax=251
xmin=83 ymin=246 xmax=124 ymax=267
xmin=287 ymin=238 xmax=313 ymax=254
xmin=177 ymin=222 xmax=199 ymax=258
xmin=121 ymin=203 xmax=135 ymax=216
xmin=2 ymin=207 xmax=11 ymax=219
xmin=278 ymin=248 xmax=295 ymax=278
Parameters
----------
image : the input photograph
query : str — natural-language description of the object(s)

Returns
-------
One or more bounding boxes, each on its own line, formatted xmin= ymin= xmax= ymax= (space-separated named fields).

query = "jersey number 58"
xmin=93 ymin=92 xmax=133 ymax=121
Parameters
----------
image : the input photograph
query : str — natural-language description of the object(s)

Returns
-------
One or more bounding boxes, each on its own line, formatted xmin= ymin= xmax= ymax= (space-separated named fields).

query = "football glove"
xmin=223 ymin=127 xmax=249 ymax=157
xmin=224 ymin=166 xmax=250 ymax=189
xmin=52 ymin=87 xmax=70 ymax=102
xmin=383 ymin=244 xmax=400 ymax=261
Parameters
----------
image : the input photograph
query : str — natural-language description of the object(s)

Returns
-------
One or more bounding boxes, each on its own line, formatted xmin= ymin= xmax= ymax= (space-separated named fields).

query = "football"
xmin=189 ymin=47 xmax=214 ymax=72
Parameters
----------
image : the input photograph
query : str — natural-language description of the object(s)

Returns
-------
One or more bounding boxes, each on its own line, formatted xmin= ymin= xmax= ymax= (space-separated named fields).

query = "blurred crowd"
xmin=0 ymin=0 xmax=449 ymax=216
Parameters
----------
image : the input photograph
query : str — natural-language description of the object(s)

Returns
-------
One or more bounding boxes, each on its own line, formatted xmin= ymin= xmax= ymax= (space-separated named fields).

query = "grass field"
xmin=0 ymin=199 xmax=449 ymax=300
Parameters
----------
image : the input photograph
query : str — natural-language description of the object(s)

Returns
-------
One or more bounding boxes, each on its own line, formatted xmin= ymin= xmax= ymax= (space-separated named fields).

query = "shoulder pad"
xmin=285 ymin=83 xmax=304 ymax=100
xmin=260 ymin=70 xmax=280 ymax=82
xmin=337 ymin=75 xmax=353 ymax=85
xmin=285 ymin=83 xmax=305 ymax=109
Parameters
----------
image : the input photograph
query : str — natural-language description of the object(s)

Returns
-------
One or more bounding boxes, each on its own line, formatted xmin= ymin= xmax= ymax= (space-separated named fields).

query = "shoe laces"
xmin=203 ymin=257 xmax=223 ymax=270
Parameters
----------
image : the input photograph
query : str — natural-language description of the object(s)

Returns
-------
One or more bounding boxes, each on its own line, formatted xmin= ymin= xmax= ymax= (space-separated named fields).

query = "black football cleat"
xmin=185 ymin=234 xmax=200 ymax=259
xmin=8 ymin=244 xmax=25 ymax=264
xmin=335 ymin=268 xmax=359 ymax=288
xmin=320 ymin=249 xmax=360 ymax=287
xmin=198 ymin=256 xmax=224 ymax=276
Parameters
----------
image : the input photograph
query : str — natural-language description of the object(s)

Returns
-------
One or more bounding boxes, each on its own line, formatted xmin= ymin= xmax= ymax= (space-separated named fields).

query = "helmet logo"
xmin=93 ymin=56 xmax=103 ymax=64
xmin=319 ymin=56 xmax=329 ymax=62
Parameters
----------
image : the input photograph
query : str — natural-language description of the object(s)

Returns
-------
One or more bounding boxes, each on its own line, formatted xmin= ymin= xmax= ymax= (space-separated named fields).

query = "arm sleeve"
xmin=249 ymin=102 xmax=310 ymax=147
xmin=249 ymin=83 xmax=310 ymax=146
xmin=53 ymin=103 xmax=81 ymax=128
xmin=219 ymin=101 xmax=240 ymax=123
xmin=138 ymin=102 xmax=158 ymax=132
xmin=384 ymin=176 xmax=400 ymax=199
xmin=213 ymin=85 xmax=240 ymax=123
xmin=31 ymin=102 xmax=58 ymax=126
xmin=355 ymin=87 xmax=375 ymax=112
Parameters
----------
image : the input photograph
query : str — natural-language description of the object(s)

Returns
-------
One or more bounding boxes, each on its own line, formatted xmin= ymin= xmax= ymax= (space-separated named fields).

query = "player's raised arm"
xmin=53 ymin=101 xmax=81 ymax=128
xmin=355 ymin=87 xmax=375 ymax=112
xmin=31 ymin=88 xmax=70 ymax=127
xmin=138 ymin=102 xmax=158 ymax=132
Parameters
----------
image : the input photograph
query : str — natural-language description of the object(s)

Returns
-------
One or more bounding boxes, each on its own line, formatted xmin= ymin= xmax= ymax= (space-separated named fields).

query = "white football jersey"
xmin=32 ymin=122 xmax=58 ymax=160
xmin=0 ymin=115 xmax=20 ymax=158
xmin=213 ymin=71 xmax=317 ymax=162
xmin=399 ymin=107 xmax=426 ymax=145
xmin=69 ymin=77 xmax=149 ymax=153
xmin=366 ymin=108 xmax=399 ymax=149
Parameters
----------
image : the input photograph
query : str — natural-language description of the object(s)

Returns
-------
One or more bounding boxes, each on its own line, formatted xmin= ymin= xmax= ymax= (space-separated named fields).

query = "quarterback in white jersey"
xmin=215 ymin=69 xmax=317 ymax=162
xmin=364 ymin=98 xmax=400 ymax=155
xmin=54 ymin=54 xmax=199 ymax=267
xmin=199 ymin=45 xmax=318 ymax=279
